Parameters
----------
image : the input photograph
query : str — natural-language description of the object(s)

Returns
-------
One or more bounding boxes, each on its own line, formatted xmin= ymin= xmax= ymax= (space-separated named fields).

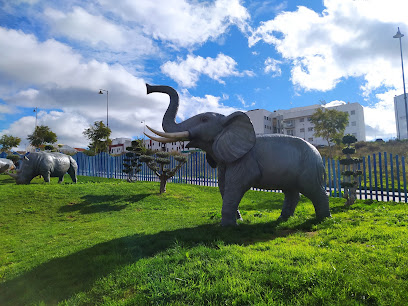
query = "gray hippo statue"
xmin=0 ymin=158 xmax=15 ymax=174
xmin=8 ymin=152 xmax=77 ymax=184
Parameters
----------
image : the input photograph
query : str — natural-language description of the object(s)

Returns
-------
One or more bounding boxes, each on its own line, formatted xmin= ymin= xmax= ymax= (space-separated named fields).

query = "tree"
xmin=27 ymin=125 xmax=57 ymax=148
xmin=310 ymin=107 xmax=349 ymax=157
xmin=83 ymin=121 xmax=112 ymax=154
xmin=140 ymin=151 xmax=187 ymax=193
xmin=123 ymin=139 xmax=146 ymax=182
xmin=0 ymin=135 xmax=21 ymax=152
xmin=340 ymin=134 xmax=362 ymax=206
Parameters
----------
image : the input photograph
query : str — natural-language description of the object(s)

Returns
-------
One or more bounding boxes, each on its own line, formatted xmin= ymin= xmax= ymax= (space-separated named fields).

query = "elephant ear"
xmin=212 ymin=111 xmax=256 ymax=163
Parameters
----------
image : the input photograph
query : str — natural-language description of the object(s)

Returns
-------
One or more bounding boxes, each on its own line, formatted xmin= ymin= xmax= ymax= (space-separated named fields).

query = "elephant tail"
xmin=68 ymin=156 xmax=78 ymax=172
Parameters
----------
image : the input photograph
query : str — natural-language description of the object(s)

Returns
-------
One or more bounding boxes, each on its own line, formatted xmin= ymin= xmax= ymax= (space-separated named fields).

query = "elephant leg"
xmin=221 ymin=162 xmax=257 ymax=226
xmin=218 ymin=164 xmax=226 ymax=199
xmin=68 ymin=167 xmax=77 ymax=183
xmin=221 ymin=188 xmax=247 ymax=226
xmin=302 ymin=187 xmax=331 ymax=220
xmin=58 ymin=175 xmax=64 ymax=183
xmin=43 ymin=172 xmax=51 ymax=183
xmin=218 ymin=165 xmax=243 ymax=220
xmin=279 ymin=190 xmax=300 ymax=220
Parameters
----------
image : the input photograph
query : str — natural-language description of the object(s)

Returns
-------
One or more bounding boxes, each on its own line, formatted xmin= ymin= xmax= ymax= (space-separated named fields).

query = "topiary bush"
xmin=123 ymin=139 xmax=145 ymax=182
xmin=140 ymin=151 xmax=187 ymax=193
xmin=340 ymin=134 xmax=362 ymax=206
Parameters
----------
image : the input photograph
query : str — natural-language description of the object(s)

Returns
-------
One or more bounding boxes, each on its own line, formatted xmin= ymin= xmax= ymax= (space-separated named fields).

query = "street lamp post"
xmin=33 ymin=107 xmax=38 ymax=129
xmin=141 ymin=120 xmax=146 ymax=139
xmin=98 ymin=89 xmax=109 ymax=128
xmin=393 ymin=27 xmax=408 ymax=139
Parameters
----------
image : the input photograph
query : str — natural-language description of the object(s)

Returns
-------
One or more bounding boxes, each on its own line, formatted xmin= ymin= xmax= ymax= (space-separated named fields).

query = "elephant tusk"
xmin=146 ymin=125 xmax=189 ymax=139
xmin=144 ymin=133 xmax=185 ymax=143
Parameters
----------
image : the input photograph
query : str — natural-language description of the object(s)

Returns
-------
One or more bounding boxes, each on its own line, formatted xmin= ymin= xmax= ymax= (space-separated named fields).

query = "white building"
xmin=246 ymin=102 xmax=366 ymax=146
xmin=109 ymin=137 xmax=193 ymax=154
xmin=394 ymin=94 xmax=408 ymax=139
xmin=109 ymin=137 xmax=132 ymax=155
xmin=143 ymin=139 xmax=191 ymax=153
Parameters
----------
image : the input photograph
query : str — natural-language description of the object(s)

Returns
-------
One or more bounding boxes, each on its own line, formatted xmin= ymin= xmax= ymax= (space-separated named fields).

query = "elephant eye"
xmin=201 ymin=116 xmax=209 ymax=123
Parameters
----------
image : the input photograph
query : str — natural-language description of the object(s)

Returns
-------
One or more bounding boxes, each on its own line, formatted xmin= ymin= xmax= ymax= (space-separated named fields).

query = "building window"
xmin=308 ymin=137 xmax=313 ymax=142
xmin=307 ymin=117 xmax=312 ymax=121
xmin=351 ymin=121 xmax=356 ymax=126
xmin=308 ymin=127 xmax=313 ymax=131
xmin=299 ymin=118 xmax=304 ymax=122
xmin=287 ymin=130 xmax=294 ymax=136
xmin=351 ymin=110 xmax=355 ymax=115
xmin=300 ymin=128 xmax=305 ymax=132
xmin=264 ymin=116 xmax=266 ymax=120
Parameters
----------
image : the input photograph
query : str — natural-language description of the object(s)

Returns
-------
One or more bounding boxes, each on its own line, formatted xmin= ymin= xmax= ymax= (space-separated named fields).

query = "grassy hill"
xmin=0 ymin=175 xmax=407 ymax=305
xmin=318 ymin=139 xmax=408 ymax=159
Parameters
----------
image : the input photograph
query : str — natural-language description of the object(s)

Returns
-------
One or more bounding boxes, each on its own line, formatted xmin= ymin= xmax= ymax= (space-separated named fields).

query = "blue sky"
xmin=0 ymin=0 xmax=407 ymax=149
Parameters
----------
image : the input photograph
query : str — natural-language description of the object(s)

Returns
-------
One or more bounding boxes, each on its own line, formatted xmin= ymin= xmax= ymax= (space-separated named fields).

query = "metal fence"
xmin=69 ymin=151 xmax=408 ymax=203
xmin=2 ymin=151 xmax=406 ymax=202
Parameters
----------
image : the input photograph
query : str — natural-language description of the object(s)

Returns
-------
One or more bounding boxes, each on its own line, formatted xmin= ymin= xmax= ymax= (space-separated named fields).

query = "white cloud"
xmin=363 ymin=90 xmax=399 ymax=140
xmin=177 ymin=89 xmax=242 ymax=121
xmin=161 ymin=53 xmax=254 ymax=88
xmin=44 ymin=6 xmax=156 ymax=56
xmin=0 ymin=26 xmax=246 ymax=147
xmin=236 ymin=94 xmax=255 ymax=108
xmin=97 ymin=0 xmax=250 ymax=48
xmin=0 ymin=27 xmax=173 ymax=147
xmin=323 ymin=100 xmax=346 ymax=107
xmin=249 ymin=0 xmax=407 ymax=94
xmin=249 ymin=0 xmax=408 ymax=139
xmin=264 ymin=57 xmax=282 ymax=77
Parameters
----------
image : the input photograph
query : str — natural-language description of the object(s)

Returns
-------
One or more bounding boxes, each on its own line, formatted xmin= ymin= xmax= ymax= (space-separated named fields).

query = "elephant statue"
xmin=0 ymin=158 xmax=15 ymax=174
xmin=8 ymin=152 xmax=78 ymax=184
xmin=145 ymin=84 xmax=331 ymax=226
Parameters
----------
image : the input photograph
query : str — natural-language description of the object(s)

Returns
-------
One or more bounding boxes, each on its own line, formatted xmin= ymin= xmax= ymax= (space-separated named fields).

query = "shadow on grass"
xmin=0 ymin=218 xmax=321 ymax=305
xmin=0 ymin=175 xmax=17 ymax=185
xmin=59 ymin=194 xmax=151 ymax=214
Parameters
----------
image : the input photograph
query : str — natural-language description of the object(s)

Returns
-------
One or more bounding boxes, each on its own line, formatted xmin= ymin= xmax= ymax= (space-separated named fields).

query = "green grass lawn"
xmin=0 ymin=174 xmax=408 ymax=305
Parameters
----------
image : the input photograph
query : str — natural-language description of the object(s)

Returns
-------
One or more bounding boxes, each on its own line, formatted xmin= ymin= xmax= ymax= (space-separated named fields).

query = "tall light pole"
xmin=98 ymin=89 xmax=109 ymax=128
xmin=141 ymin=120 xmax=146 ymax=139
xmin=33 ymin=107 xmax=38 ymax=129
xmin=393 ymin=27 xmax=408 ymax=139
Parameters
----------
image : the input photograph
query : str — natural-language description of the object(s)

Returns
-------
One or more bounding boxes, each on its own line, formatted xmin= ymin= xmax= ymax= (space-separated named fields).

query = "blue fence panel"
xmin=71 ymin=151 xmax=408 ymax=203
xmin=384 ymin=152 xmax=389 ymax=202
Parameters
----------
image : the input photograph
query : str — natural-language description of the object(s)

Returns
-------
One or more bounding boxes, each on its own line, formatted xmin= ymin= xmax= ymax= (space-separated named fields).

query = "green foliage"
xmin=6 ymin=154 xmax=20 ymax=164
xmin=83 ymin=121 xmax=112 ymax=154
xmin=342 ymin=134 xmax=357 ymax=144
xmin=27 ymin=125 xmax=57 ymax=148
xmin=82 ymin=149 xmax=96 ymax=156
xmin=341 ymin=134 xmax=362 ymax=206
xmin=341 ymin=170 xmax=362 ymax=176
xmin=342 ymin=147 xmax=356 ymax=154
xmin=340 ymin=181 xmax=358 ymax=188
xmin=339 ymin=157 xmax=362 ymax=165
xmin=310 ymin=108 xmax=349 ymax=156
xmin=0 ymin=135 xmax=21 ymax=152
xmin=140 ymin=151 xmax=187 ymax=193
xmin=44 ymin=144 xmax=55 ymax=151
xmin=122 ymin=139 xmax=144 ymax=182
xmin=1 ymin=176 xmax=408 ymax=305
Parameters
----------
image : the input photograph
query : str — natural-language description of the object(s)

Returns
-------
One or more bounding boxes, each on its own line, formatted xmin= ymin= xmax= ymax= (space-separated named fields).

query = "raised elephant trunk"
xmin=146 ymin=84 xmax=180 ymax=133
